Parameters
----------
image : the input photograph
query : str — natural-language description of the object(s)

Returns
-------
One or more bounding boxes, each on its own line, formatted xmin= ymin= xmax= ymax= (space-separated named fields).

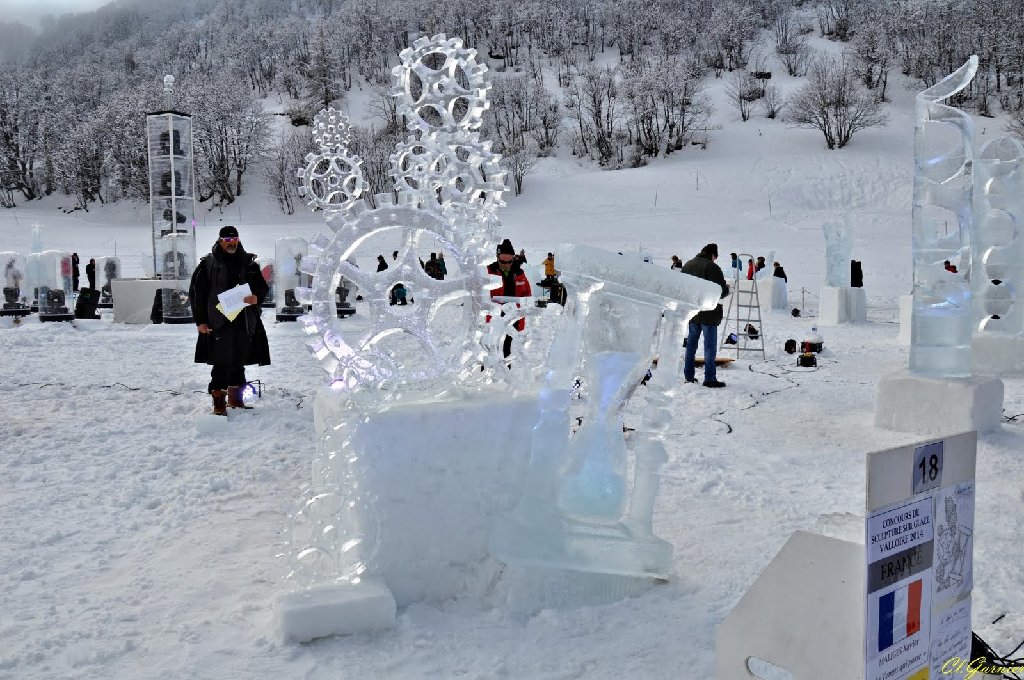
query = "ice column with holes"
xmin=876 ymin=56 xmax=1003 ymax=435
xmin=971 ymin=137 xmax=1024 ymax=375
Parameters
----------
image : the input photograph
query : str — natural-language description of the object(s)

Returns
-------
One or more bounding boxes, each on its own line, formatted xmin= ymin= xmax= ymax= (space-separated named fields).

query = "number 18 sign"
xmin=865 ymin=431 xmax=976 ymax=680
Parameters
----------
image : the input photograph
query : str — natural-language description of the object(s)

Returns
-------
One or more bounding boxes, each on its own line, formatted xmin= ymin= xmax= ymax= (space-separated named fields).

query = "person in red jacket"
xmin=487 ymin=238 xmax=532 ymax=358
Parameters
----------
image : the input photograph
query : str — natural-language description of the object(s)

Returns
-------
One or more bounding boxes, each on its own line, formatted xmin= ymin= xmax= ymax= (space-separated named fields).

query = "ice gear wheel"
xmin=297 ymin=150 xmax=367 ymax=213
xmin=310 ymin=107 xmax=353 ymax=152
xmin=392 ymin=33 xmax=490 ymax=133
xmin=390 ymin=131 xmax=506 ymax=215
xmin=298 ymin=108 xmax=366 ymax=213
xmin=295 ymin=194 xmax=496 ymax=391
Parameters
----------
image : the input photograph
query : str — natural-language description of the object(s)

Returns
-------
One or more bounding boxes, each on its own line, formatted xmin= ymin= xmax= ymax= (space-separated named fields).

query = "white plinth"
xmin=716 ymin=530 xmax=864 ymax=680
xmin=819 ymin=286 xmax=865 ymax=325
xmin=874 ymin=372 xmax=1003 ymax=434
xmin=111 ymin=278 xmax=188 ymax=324
xmin=897 ymin=294 xmax=913 ymax=345
xmin=313 ymin=387 xmax=538 ymax=606
xmin=972 ymin=334 xmax=1024 ymax=377
xmin=274 ymin=578 xmax=396 ymax=642
xmin=847 ymin=287 xmax=866 ymax=322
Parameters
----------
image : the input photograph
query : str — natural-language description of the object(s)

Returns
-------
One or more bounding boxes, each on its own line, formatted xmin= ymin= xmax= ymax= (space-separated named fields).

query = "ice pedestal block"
xmin=313 ymin=387 xmax=537 ymax=606
xmin=973 ymin=334 xmax=1024 ymax=376
xmin=818 ymin=287 xmax=866 ymax=325
xmin=847 ymin=287 xmax=866 ymax=322
xmin=274 ymin=578 xmax=396 ymax=642
xmin=874 ymin=371 xmax=1003 ymax=434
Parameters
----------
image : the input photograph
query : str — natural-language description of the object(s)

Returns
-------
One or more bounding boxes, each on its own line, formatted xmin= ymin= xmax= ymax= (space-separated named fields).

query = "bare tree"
xmin=786 ymin=55 xmax=889 ymax=149
xmin=775 ymin=12 xmax=811 ymax=77
xmin=264 ymin=129 xmax=316 ymax=215
xmin=848 ymin=25 xmax=893 ymax=101
xmin=725 ymin=70 xmax=763 ymax=122
xmin=760 ymin=84 xmax=785 ymax=119
xmin=501 ymin=144 xmax=539 ymax=195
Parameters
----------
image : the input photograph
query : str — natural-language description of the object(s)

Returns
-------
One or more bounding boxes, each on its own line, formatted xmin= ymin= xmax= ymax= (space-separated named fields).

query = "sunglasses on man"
xmin=497 ymin=256 xmax=515 ymax=264
xmin=220 ymin=236 xmax=239 ymax=243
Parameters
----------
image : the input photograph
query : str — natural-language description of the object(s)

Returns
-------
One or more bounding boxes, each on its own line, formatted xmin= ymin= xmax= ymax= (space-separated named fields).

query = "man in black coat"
xmin=189 ymin=226 xmax=271 ymax=415
xmin=680 ymin=243 xmax=730 ymax=388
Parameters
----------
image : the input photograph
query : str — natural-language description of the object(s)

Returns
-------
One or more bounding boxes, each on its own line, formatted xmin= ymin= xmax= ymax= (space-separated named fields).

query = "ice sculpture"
xmin=910 ymin=56 xmax=978 ymax=377
xmin=274 ymin=237 xmax=308 ymax=322
xmin=36 ymin=250 xmax=74 ymax=322
xmin=490 ymin=245 xmax=721 ymax=579
xmin=147 ymin=76 xmax=197 ymax=325
xmin=283 ymin=34 xmax=507 ymax=600
xmin=96 ymin=256 xmax=120 ymax=308
xmin=1 ymin=252 xmax=30 ymax=317
xmin=973 ymin=137 xmax=1024 ymax=334
xmin=822 ymin=218 xmax=852 ymax=287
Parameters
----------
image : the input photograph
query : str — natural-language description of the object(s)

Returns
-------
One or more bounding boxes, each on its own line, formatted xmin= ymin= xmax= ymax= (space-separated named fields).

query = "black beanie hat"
xmin=219 ymin=225 xmax=239 ymax=238
xmin=497 ymin=239 xmax=516 ymax=256
xmin=701 ymin=243 xmax=718 ymax=258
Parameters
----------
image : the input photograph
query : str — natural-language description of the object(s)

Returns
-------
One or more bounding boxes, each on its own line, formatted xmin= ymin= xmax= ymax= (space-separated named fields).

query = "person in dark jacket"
xmin=85 ymin=258 xmax=96 ymax=290
xmin=487 ymin=238 xmax=532 ymax=358
xmin=71 ymin=253 xmax=80 ymax=291
xmin=376 ymin=254 xmax=389 ymax=272
xmin=189 ymin=226 xmax=270 ymax=415
xmin=680 ymin=243 xmax=730 ymax=388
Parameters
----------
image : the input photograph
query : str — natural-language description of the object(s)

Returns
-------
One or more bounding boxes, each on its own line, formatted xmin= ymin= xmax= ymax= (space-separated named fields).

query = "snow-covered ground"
xmin=3 ymin=63 xmax=1024 ymax=679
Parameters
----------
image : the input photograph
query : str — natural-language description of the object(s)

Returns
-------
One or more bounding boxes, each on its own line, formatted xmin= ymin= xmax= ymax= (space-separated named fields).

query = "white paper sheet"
xmin=217 ymin=283 xmax=252 ymax=320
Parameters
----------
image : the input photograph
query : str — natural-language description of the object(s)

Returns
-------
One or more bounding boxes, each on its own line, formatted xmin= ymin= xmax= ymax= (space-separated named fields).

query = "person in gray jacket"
xmin=680 ymin=243 xmax=730 ymax=388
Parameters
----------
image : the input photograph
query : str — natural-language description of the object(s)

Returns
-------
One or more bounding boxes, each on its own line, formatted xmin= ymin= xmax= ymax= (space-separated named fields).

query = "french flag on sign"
xmin=877 ymin=580 xmax=923 ymax=652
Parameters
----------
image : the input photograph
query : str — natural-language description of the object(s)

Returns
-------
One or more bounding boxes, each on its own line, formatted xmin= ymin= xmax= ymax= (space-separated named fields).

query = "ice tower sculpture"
xmin=822 ymin=218 xmax=853 ymax=288
xmin=146 ymin=75 xmax=196 ymax=324
xmin=910 ymin=56 xmax=978 ymax=377
xmin=876 ymin=56 xmax=1004 ymax=435
xmin=972 ymin=136 xmax=1024 ymax=374
xmin=490 ymin=245 xmax=721 ymax=579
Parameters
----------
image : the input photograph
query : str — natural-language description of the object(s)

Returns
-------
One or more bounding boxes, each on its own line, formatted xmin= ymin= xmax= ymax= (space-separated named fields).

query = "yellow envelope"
xmin=215 ymin=302 xmax=243 ymax=322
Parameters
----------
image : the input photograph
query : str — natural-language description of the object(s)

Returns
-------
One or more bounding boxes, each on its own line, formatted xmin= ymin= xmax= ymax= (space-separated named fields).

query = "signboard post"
xmin=865 ymin=431 xmax=976 ymax=680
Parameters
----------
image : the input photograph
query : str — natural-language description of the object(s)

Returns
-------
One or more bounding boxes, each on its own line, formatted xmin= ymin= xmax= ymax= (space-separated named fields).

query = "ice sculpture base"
xmin=897 ymin=294 xmax=913 ymax=345
xmin=874 ymin=371 xmax=1003 ymax=434
xmin=972 ymin=334 xmax=1024 ymax=377
xmin=818 ymin=286 xmax=866 ymax=325
xmin=499 ymin=563 xmax=659 ymax=614
xmin=274 ymin=578 xmax=396 ymax=642
xmin=313 ymin=387 xmax=538 ymax=606
xmin=490 ymin=511 xmax=673 ymax=580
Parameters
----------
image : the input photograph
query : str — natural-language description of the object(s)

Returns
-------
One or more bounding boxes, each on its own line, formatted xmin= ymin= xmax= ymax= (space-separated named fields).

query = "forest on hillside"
xmin=2 ymin=0 xmax=1024 ymax=213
